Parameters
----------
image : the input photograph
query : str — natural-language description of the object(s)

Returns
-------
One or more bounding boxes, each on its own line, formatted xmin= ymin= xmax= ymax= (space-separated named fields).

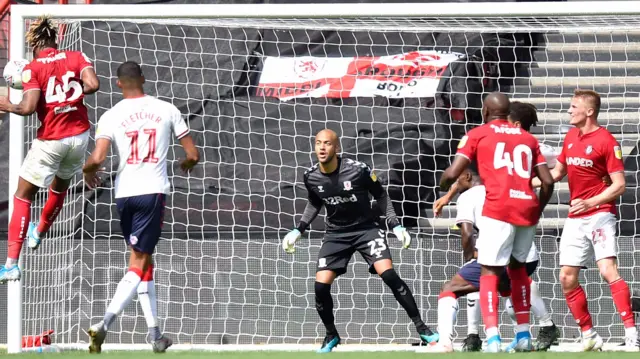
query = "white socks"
xmin=104 ymin=270 xmax=142 ymax=330
xmin=466 ymin=292 xmax=481 ymax=335
xmin=138 ymin=279 xmax=162 ymax=341
xmin=437 ymin=295 xmax=458 ymax=345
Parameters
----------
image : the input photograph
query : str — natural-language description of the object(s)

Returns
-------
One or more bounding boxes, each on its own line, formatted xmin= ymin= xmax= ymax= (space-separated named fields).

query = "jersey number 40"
xmin=493 ymin=142 xmax=533 ymax=178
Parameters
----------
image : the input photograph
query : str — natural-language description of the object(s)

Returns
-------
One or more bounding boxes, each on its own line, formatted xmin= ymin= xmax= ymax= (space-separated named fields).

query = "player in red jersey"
xmin=533 ymin=89 xmax=637 ymax=351
xmin=440 ymin=92 xmax=555 ymax=352
xmin=0 ymin=16 xmax=100 ymax=283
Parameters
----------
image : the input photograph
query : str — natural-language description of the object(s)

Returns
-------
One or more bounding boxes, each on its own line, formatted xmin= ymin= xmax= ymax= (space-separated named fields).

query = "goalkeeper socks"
xmin=104 ymin=268 xmax=143 ymax=330
xmin=507 ymin=266 xmax=531 ymax=333
xmin=138 ymin=264 xmax=161 ymax=339
xmin=315 ymin=281 xmax=337 ymax=336
xmin=437 ymin=291 xmax=458 ymax=344
xmin=37 ymin=188 xmax=67 ymax=236
xmin=466 ymin=291 xmax=481 ymax=335
xmin=7 ymin=196 xmax=32 ymax=263
xmin=565 ymin=285 xmax=593 ymax=332
xmin=380 ymin=269 xmax=425 ymax=333
xmin=530 ymin=279 xmax=553 ymax=327
xmin=479 ymin=274 xmax=499 ymax=338
xmin=610 ymin=278 xmax=635 ymax=328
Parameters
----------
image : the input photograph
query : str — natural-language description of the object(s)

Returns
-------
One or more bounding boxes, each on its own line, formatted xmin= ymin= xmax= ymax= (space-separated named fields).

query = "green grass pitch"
xmin=8 ymin=352 xmax=640 ymax=359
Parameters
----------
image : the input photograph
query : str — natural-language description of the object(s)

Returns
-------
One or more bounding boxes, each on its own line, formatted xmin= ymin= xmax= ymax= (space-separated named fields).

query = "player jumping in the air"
xmin=533 ymin=89 xmax=638 ymax=351
xmin=440 ymin=93 xmax=555 ymax=352
xmin=281 ymin=129 xmax=439 ymax=353
xmin=429 ymin=102 xmax=559 ymax=353
xmin=83 ymin=61 xmax=199 ymax=353
xmin=0 ymin=16 xmax=100 ymax=283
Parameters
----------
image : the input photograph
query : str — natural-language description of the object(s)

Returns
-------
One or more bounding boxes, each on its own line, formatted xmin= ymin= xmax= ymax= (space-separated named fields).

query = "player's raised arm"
xmin=433 ymin=181 xmax=460 ymax=217
xmin=364 ymin=167 xmax=411 ymax=249
xmin=441 ymin=131 xmax=478 ymax=191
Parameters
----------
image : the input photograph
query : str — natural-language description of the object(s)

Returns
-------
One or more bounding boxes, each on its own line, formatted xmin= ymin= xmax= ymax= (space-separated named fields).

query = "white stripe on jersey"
xmin=96 ymin=95 xmax=189 ymax=198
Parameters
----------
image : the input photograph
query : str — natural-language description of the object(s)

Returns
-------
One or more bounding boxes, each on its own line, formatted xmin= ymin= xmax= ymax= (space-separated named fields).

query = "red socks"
xmin=610 ymin=278 xmax=635 ymax=328
xmin=480 ymin=275 xmax=499 ymax=332
xmin=565 ymin=285 xmax=593 ymax=332
xmin=7 ymin=196 xmax=32 ymax=261
xmin=37 ymin=188 xmax=67 ymax=235
xmin=507 ymin=266 xmax=531 ymax=325
xmin=142 ymin=263 xmax=154 ymax=282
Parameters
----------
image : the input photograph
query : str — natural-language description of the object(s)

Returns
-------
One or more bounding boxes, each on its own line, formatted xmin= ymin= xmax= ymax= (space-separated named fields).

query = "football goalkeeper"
xmin=282 ymin=129 xmax=439 ymax=353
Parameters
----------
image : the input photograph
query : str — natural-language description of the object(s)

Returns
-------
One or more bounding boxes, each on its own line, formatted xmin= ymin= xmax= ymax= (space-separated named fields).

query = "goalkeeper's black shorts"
xmin=316 ymin=227 xmax=391 ymax=276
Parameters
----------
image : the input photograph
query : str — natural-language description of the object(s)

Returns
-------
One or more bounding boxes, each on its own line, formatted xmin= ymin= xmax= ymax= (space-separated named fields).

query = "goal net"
xmin=6 ymin=2 xmax=640 ymax=352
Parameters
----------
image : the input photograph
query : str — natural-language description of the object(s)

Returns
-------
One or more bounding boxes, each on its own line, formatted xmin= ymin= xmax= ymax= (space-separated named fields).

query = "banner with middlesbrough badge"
xmin=256 ymin=50 xmax=464 ymax=100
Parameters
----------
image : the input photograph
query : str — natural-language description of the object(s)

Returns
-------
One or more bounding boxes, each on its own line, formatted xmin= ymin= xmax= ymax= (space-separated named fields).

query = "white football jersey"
xmin=96 ymin=95 xmax=189 ymax=198
xmin=540 ymin=143 xmax=558 ymax=169
xmin=456 ymin=185 xmax=539 ymax=263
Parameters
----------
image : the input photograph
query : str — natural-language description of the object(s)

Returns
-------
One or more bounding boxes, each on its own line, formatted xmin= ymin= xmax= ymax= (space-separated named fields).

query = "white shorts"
xmin=559 ymin=212 xmax=617 ymax=267
xmin=476 ymin=216 xmax=536 ymax=266
xmin=20 ymin=131 xmax=90 ymax=188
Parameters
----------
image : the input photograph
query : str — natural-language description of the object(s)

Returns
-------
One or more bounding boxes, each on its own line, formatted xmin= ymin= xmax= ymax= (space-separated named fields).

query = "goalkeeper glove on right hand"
xmin=282 ymin=229 xmax=301 ymax=254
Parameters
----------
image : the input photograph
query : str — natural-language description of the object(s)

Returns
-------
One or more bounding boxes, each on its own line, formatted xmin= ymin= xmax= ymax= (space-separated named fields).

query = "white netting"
xmin=11 ymin=12 xmax=640 ymax=350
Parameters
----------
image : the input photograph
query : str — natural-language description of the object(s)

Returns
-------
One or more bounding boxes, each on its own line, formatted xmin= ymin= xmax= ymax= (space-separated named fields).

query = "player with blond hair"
xmin=0 ymin=16 xmax=100 ymax=283
xmin=533 ymin=89 xmax=638 ymax=351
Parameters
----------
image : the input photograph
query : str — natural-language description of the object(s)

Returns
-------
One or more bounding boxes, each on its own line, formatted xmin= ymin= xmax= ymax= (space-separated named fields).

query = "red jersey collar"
xmin=489 ymin=119 xmax=510 ymax=125
xmin=577 ymin=126 xmax=603 ymax=139
xmin=37 ymin=48 xmax=58 ymax=58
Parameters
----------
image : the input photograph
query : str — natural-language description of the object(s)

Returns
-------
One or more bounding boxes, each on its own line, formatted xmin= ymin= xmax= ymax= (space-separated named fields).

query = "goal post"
xmin=7 ymin=1 xmax=640 ymax=354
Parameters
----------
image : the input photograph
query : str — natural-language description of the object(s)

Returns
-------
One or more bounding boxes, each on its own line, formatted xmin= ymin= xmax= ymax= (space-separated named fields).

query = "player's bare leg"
xmin=89 ymin=249 xmax=151 ymax=353
xmin=0 ymin=177 xmax=40 ymax=283
xmin=315 ymin=269 xmax=339 ymax=353
xmin=479 ymin=264 xmax=503 ymax=352
xmin=28 ymin=175 xmax=71 ymax=251
xmin=425 ymin=274 xmax=478 ymax=353
xmin=373 ymin=259 xmax=439 ymax=345
xmin=597 ymin=257 xmax=638 ymax=350
xmin=560 ymin=265 xmax=603 ymax=351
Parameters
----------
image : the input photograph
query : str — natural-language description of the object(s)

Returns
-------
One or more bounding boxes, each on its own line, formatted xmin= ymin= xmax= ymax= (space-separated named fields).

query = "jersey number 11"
xmin=126 ymin=129 xmax=159 ymax=164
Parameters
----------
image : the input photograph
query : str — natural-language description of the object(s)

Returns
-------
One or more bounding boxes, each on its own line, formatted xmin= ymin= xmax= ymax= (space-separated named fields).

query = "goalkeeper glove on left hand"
xmin=392 ymin=225 xmax=411 ymax=249
xmin=282 ymin=229 xmax=301 ymax=253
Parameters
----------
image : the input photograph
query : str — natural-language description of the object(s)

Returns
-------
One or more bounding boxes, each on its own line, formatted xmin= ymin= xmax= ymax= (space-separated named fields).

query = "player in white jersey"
xmin=82 ymin=62 xmax=199 ymax=353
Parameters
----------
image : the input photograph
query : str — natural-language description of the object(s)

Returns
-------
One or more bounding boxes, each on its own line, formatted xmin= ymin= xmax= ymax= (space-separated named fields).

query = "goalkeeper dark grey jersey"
xmin=298 ymin=157 xmax=400 ymax=235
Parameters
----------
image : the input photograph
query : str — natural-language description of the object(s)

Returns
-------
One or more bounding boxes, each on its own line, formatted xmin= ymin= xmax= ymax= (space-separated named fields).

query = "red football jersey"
xmin=456 ymin=119 xmax=547 ymax=226
xmin=22 ymin=48 xmax=93 ymax=140
xmin=557 ymin=127 xmax=624 ymax=218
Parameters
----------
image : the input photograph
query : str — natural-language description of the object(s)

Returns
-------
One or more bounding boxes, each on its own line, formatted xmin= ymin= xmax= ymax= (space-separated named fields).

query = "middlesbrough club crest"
xmin=343 ymin=181 xmax=352 ymax=191
xmin=585 ymin=145 xmax=593 ymax=155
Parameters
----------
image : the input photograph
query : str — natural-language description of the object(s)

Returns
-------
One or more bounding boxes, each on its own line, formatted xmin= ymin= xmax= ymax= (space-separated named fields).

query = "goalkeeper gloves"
xmin=282 ymin=229 xmax=301 ymax=253
xmin=392 ymin=225 xmax=411 ymax=249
